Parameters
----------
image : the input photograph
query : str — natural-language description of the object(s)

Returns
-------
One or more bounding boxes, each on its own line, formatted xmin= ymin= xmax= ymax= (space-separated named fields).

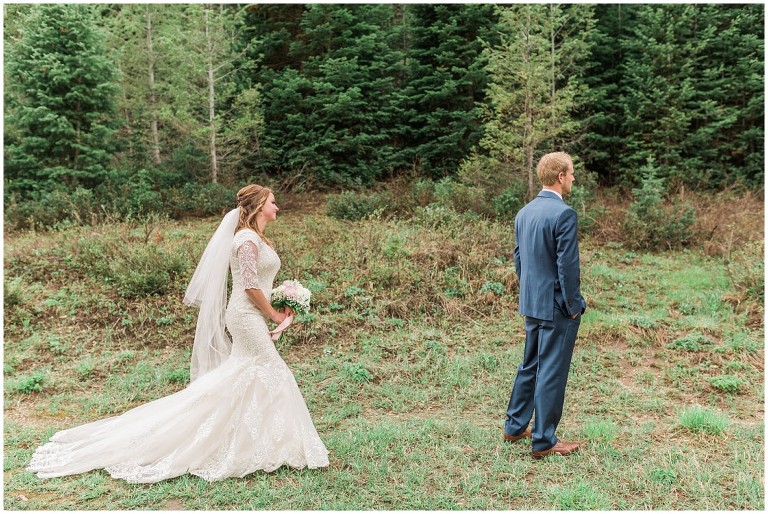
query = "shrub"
xmin=443 ymin=266 xmax=468 ymax=299
xmin=4 ymin=276 xmax=25 ymax=308
xmin=4 ymin=186 xmax=99 ymax=230
xmin=566 ymin=169 xmax=602 ymax=235
xmin=480 ymin=281 xmax=505 ymax=296
xmin=167 ymin=368 xmax=190 ymax=384
xmin=667 ymin=333 xmax=713 ymax=352
xmin=47 ymin=336 xmax=69 ymax=355
xmin=326 ymin=191 xmax=389 ymax=221
xmin=629 ymin=315 xmax=658 ymax=330
xmin=9 ymin=371 xmax=46 ymax=394
xmin=708 ymin=374 xmax=744 ymax=394
xmin=410 ymin=178 xmax=436 ymax=206
xmin=70 ymin=231 xmax=190 ymax=298
xmin=3 ymin=172 xmax=234 ymax=231
xmin=71 ymin=238 xmax=113 ymax=277
xmin=650 ymin=469 xmax=678 ymax=485
xmin=623 ymin=161 xmax=696 ymax=250
xmin=112 ymin=245 xmax=189 ymax=298
xmin=491 ymin=181 xmax=527 ymax=220
xmin=97 ymin=169 xmax=166 ymax=216
xmin=433 ymin=178 xmax=495 ymax=217
xmin=344 ymin=286 xmax=365 ymax=298
xmin=724 ymin=331 xmax=761 ymax=353
xmin=457 ymin=154 xmax=504 ymax=190
xmin=411 ymin=204 xmax=481 ymax=229
xmin=77 ymin=357 xmax=95 ymax=380
xmin=164 ymin=182 xmax=237 ymax=218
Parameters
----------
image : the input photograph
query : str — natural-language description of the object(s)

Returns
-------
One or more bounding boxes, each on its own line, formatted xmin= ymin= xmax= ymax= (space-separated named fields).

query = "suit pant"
xmin=504 ymin=305 xmax=580 ymax=451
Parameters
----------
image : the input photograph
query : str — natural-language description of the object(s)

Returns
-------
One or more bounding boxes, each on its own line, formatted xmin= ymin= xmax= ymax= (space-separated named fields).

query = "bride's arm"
xmin=245 ymin=288 xmax=287 ymax=324
xmin=238 ymin=239 xmax=287 ymax=324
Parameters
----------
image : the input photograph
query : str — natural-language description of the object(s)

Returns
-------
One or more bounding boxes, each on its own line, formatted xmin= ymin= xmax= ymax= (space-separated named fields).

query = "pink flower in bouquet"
xmin=270 ymin=280 xmax=311 ymax=315
xmin=269 ymin=279 xmax=312 ymax=341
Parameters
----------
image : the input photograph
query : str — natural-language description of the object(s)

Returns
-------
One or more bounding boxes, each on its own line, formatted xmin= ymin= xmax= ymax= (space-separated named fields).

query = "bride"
xmin=28 ymin=185 xmax=329 ymax=483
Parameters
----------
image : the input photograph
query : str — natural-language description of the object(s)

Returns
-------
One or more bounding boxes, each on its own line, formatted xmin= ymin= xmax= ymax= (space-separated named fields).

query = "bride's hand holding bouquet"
xmin=269 ymin=280 xmax=311 ymax=340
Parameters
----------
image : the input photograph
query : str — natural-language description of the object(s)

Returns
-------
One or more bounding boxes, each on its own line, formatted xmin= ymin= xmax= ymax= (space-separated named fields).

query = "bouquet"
xmin=269 ymin=280 xmax=311 ymax=340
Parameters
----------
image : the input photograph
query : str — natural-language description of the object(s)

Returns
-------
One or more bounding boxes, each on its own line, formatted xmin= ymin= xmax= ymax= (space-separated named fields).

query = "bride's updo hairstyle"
xmin=236 ymin=184 xmax=274 ymax=248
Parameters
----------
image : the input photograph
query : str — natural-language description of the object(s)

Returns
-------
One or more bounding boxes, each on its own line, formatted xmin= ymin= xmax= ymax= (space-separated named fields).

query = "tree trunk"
xmin=522 ymin=17 xmax=537 ymax=200
xmin=206 ymin=7 xmax=218 ymax=184
xmin=146 ymin=8 xmax=161 ymax=165
xmin=527 ymin=146 xmax=536 ymax=200
xmin=550 ymin=5 xmax=557 ymax=141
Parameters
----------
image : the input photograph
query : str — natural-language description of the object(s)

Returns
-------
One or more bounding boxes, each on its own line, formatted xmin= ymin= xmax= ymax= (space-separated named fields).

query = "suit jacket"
xmin=514 ymin=190 xmax=586 ymax=321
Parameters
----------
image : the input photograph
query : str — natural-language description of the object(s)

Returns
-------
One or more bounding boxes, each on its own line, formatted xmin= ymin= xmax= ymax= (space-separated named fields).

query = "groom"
xmin=503 ymin=151 xmax=586 ymax=458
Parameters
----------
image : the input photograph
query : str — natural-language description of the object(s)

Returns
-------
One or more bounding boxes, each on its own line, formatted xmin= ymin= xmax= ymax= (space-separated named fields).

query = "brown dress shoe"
xmin=531 ymin=441 xmax=580 ymax=459
xmin=503 ymin=428 xmax=532 ymax=443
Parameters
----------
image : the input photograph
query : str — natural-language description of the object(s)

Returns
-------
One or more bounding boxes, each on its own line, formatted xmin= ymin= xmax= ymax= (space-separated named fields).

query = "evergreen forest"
xmin=3 ymin=3 xmax=765 ymax=228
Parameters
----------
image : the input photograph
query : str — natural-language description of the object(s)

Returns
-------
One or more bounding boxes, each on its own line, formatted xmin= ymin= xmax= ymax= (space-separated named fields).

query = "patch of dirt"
xmin=162 ymin=499 xmax=185 ymax=510
xmin=603 ymin=334 xmax=666 ymax=393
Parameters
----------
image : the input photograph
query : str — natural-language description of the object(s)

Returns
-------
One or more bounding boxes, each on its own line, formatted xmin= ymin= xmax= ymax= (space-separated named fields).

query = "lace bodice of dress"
xmin=229 ymin=229 xmax=281 ymax=308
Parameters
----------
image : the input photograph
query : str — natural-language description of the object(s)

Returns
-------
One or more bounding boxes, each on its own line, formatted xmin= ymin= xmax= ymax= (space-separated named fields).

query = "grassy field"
xmin=3 ymin=195 xmax=764 ymax=510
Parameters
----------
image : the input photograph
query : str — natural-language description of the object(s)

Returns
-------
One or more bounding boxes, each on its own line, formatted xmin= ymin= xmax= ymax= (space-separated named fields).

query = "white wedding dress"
xmin=28 ymin=229 xmax=329 ymax=483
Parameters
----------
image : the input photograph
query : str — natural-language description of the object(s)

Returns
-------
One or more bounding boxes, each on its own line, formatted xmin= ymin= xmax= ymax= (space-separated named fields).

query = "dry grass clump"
xmin=688 ymin=187 xmax=764 ymax=257
xmin=584 ymin=186 xmax=763 ymax=257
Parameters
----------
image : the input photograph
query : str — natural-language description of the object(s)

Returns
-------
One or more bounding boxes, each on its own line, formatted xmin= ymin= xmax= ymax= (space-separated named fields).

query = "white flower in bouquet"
xmin=270 ymin=280 xmax=311 ymax=315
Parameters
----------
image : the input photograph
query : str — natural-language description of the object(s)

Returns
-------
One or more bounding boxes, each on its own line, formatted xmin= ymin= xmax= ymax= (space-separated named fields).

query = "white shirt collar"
xmin=541 ymin=188 xmax=562 ymax=200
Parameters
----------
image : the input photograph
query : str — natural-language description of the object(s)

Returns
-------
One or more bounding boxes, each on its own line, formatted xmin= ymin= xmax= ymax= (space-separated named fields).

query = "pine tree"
xmin=101 ymin=4 xmax=167 ymax=170
xmin=5 ymin=4 xmax=119 ymax=194
xmin=237 ymin=4 xmax=307 ymax=79
xmin=683 ymin=4 xmax=764 ymax=187
xmin=576 ymin=4 xmax=637 ymax=185
xmin=619 ymin=5 xmax=699 ymax=186
xmin=251 ymin=4 xmax=404 ymax=186
xmin=3 ymin=4 xmax=37 ymax=158
xmin=403 ymin=4 xmax=499 ymax=177
xmin=475 ymin=4 xmax=594 ymax=198
xmin=610 ymin=4 xmax=763 ymax=188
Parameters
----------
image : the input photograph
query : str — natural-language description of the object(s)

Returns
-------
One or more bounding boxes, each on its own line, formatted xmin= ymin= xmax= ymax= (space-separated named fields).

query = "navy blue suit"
xmin=504 ymin=190 xmax=586 ymax=451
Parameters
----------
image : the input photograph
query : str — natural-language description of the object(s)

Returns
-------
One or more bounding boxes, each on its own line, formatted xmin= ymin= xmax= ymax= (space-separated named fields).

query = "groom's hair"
xmin=537 ymin=152 xmax=572 ymax=186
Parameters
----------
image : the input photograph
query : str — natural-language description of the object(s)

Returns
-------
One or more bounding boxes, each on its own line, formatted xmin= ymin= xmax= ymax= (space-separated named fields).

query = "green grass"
xmin=3 ymin=200 xmax=764 ymax=510
xmin=678 ymin=406 xmax=731 ymax=435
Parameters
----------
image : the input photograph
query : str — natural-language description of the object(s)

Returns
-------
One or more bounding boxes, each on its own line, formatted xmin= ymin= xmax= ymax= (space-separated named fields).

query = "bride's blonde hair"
xmin=236 ymin=184 xmax=274 ymax=248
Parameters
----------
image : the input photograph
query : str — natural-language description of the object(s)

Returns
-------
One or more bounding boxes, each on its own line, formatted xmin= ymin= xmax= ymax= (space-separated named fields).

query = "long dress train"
xmin=28 ymin=229 xmax=329 ymax=483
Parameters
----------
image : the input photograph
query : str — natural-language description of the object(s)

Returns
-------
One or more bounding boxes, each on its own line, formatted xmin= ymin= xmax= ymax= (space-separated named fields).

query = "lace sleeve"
xmin=237 ymin=240 xmax=261 ymax=290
